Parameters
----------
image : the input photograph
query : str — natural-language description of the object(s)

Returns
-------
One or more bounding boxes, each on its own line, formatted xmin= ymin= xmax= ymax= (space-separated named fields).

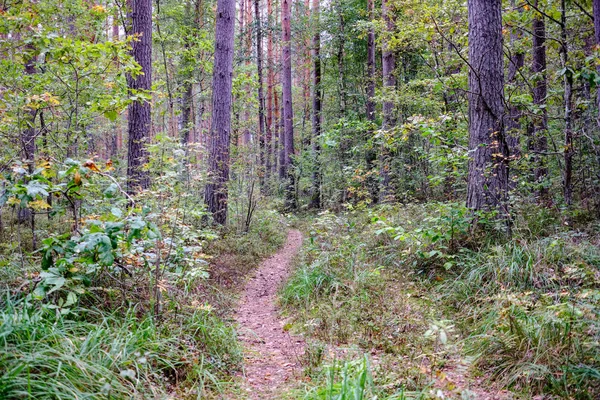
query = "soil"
xmin=235 ymin=229 xmax=305 ymax=399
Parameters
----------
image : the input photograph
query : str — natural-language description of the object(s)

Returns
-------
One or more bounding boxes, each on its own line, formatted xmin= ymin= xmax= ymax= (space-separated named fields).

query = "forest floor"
xmin=235 ymin=229 xmax=305 ymax=399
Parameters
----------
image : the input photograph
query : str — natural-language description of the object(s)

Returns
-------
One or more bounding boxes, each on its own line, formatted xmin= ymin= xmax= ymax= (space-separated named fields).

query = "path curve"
xmin=235 ymin=229 xmax=304 ymax=399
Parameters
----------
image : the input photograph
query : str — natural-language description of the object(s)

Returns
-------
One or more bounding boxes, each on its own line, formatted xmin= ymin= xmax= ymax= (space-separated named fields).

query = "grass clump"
xmin=282 ymin=204 xmax=600 ymax=399
xmin=0 ymin=299 xmax=241 ymax=399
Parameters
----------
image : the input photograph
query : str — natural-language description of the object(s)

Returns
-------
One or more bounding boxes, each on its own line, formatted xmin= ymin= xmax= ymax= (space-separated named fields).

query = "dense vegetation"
xmin=1 ymin=0 xmax=600 ymax=398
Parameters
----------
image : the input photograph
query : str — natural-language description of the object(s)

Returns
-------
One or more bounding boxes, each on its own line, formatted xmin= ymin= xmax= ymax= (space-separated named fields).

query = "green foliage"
xmin=303 ymin=356 xmax=376 ymax=400
xmin=0 ymin=299 xmax=240 ymax=399
xmin=444 ymin=233 xmax=600 ymax=398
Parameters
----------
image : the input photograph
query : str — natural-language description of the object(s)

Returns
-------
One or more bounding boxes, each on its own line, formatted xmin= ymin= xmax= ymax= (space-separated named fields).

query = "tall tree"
xmin=595 ymin=0 xmax=600 ymax=124
xmin=506 ymin=0 xmax=524 ymax=161
xmin=365 ymin=0 xmax=378 ymax=203
xmin=365 ymin=0 xmax=376 ymax=124
xmin=560 ymin=0 xmax=573 ymax=206
xmin=255 ymin=0 xmax=267 ymax=189
xmin=309 ymin=0 xmax=321 ymax=209
xmin=531 ymin=1 xmax=548 ymax=202
xmin=465 ymin=0 xmax=509 ymax=217
xmin=379 ymin=0 xmax=395 ymax=202
xmin=281 ymin=0 xmax=296 ymax=209
xmin=126 ymin=0 xmax=152 ymax=193
xmin=204 ymin=0 xmax=236 ymax=225
xmin=265 ymin=0 xmax=274 ymax=182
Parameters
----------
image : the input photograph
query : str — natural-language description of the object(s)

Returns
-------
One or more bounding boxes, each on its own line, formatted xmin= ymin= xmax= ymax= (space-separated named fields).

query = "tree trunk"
xmin=531 ymin=1 xmax=548 ymax=202
xmin=365 ymin=0 xmax=378 ymax=203
xmin=204 ymin=0 xmax=236 ymax=225
xmin=281 ymin=0 xmax=296 ymax=209
xmin=19 ymin=43 xmax=37 ymax=227
xmin=379 ymin=0 xmax=395 ymax=203
xmin=126 ymin=0 xmax=152 ymax=193
xmin=594 ymin=0 xmax=600 ymax=124
xmin=466 ymin=0 xmax=509 ymax=218
xmin=506 ymin=0 xmax=524 ymax=165
xmin=22 ymin=45 xmax=37 ymax=173
xmin=560 ymin=0 xmax=573 ymax=206
xmin=309 ymin=0 xmax=321 ymax=209
xmin=265 ymin=0 xmax=274 ymax=182
xmin=255 ymin=0 xmax=267 ymax=190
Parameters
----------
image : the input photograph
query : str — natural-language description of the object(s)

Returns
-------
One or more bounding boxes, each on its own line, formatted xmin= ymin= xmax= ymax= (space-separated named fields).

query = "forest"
xmin=1 ymin=0 xmax=600 ymax=398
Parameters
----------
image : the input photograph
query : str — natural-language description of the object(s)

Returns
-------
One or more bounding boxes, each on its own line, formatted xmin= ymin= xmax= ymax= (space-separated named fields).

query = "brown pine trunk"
xmin=506 ymin=0 xmax=524 ymax=163
xmin=594 ymin=0 xmax=600 ymax=124
xmin=560 ymin=0 xmax=573 ymax=206
xmin=309 ymin=0 xmax=321 ymax=209
xmin=126 ymin=0 xmax=152 ymax=193
xmin=379 ymin=0 xmax=395 ymax=203
xmin=365 ymin=0 xmax=378 ymax=203
xmin=282 ymin=0 xmax=296 ymax=209
xmin=531 ymin=1 xmax=548 ymax=202
xmin=466 ymin=0 xmax=509 ymax=218
xmin=265 ymin=0 xmax=274 ymax=182
xmin=204 ymin=0 xmax=236 ymax=225
xmin=255 ymin=0 xmax=267 ymax=189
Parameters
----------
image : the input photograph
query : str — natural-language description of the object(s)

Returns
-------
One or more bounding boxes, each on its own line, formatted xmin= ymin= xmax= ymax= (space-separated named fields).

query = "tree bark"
xmin=265 ymin=0 xmax=274 ymax=182
xmin=531 ymin=1 xmax=548 ymax=202
xmin=281 ymin=0 xmax=296 ymax=209
xmin=309 ymin=0 xmax=321 ymax=209
xmin=255 ymin=0 xmax=267 ymax=190
xmin=506 ymin=0 xmax=524 ymax=163
xmin=366 ymin=0 xmax=378 ymax=203
xmin=594 ymin=0 xmax=600 ymax=124
xmin=126 ymin=0 xmax=152 ymax=193
xmin=466 ymin=0 xmax=509 ymax=218
xmin=204 ymin=0 xmax=236 ymax=225
xmin=379 ymin=0 xmax=395 ymax=203
xmin=560 ymin=0 xmax=573 ymax=206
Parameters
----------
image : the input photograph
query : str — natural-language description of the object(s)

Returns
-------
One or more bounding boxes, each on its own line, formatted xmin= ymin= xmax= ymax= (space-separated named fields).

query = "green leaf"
xmin=104 ymin=110 xmax=118 ymax=121
xmin=25 ymin=181 xmax=49 ymax=198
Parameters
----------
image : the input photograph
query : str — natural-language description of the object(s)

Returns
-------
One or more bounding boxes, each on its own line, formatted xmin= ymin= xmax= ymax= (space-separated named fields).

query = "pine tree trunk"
xmin=282 ymin=0 xmax=296 ymax=209
xmin=365 ymin=0 xmax=378 ymax=203
xmin=379 ymin=0 xmax=395 ymax=203
xmin=594 ymin=0 xmax=600 ymax=124
xmin=255 ymin=0 xmax=267 ymax=190
xmin=560 ymin=0 xmax=573 ymax=206
xmin=126 ymin=0 xmax=152 ymax=193
xmin=506 ymin=0 xmax=524 ymax=163
xmin=265 ymin=0 xmax=274 ymax=182
xmin=465 ymin=0 xmax=509 ymax=217
xmin=309 ymin=0 xmax=321 ymax=209
xmin=531 ymin=2 xmax=549 ymax=202
xmin=204 ymin=0 xmax=236 ymax=225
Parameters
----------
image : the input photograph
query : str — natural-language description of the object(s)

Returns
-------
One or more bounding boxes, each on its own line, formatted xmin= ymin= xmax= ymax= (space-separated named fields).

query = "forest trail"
xmin=235 ymin=229 xmax=305 ymax=399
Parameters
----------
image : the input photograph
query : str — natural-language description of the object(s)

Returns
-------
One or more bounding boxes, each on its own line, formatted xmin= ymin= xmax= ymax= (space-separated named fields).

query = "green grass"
xmin=0 ymin=204 xmax=288 ymax=399
xmin=281 ymin=204 xmax=600 ymax=399
xmin=0 ymin=298 xmax=241 ymax=399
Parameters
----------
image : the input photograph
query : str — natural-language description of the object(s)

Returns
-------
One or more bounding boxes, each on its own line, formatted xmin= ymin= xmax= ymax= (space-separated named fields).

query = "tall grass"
xmin=0 ymin=298 xmax=241 ymax=399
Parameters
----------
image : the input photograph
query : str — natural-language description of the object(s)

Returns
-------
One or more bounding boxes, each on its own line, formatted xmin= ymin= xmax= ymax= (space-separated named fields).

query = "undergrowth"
xmin=282 ymin=204 xmax=600 ymax=399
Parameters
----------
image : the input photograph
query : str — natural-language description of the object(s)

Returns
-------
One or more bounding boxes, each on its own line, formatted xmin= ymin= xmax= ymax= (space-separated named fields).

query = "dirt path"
xmin=235 ymin=229 xmax=304 ymax=399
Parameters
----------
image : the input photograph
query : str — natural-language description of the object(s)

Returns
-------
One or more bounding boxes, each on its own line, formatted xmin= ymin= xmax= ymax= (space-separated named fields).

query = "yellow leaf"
xmin=29 ymin=200 xmax=51 ymax=210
